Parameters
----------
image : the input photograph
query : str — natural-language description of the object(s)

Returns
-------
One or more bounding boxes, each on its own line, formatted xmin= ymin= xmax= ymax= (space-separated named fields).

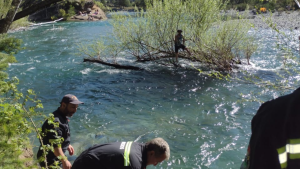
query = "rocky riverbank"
xmin=234 ymin=10 xmax=300 ymax=29
xmin=251 ymin=11 xmax=300 ymax=29
xmin=70 ymin=5 xmax=107 ymax=21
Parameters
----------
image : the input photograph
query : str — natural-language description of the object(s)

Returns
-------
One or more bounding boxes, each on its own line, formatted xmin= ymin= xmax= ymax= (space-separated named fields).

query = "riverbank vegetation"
xmin=0 ymin=34 xmax=34 ymax=168
xmin=79 ymin=0 xmax=257 ymax=71
xmin=0 ymin=34 xmax=64 ymax=169
xmin=0 ymin=11 xmax=63 ymax=167
xmin=102 ymin=0 xmax=298 ymax=11
xmin=0 ymin=0 xmax=105 ymax=33
xmin=0 ymin=0 xmax=61 ymax=33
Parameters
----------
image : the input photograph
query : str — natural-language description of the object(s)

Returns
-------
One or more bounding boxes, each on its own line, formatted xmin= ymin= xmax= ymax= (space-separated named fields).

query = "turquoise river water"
xmin=8 ymin=16 xmax=300 ymax=169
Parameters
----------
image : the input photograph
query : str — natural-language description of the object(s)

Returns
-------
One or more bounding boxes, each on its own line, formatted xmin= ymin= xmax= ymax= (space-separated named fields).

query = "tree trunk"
xmin=12 ymin=0 xmax=62 ymax=21
xmin=0 ymin=0 xmax=63 ymax=34
xmin=83 ymin=58 xmax=143 ymax=70
xmin=0 ymin=0 xmax=22 ymax=34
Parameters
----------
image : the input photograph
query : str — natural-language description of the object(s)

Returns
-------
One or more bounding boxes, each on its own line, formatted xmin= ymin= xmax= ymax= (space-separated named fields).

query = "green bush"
xmin=0 ymin=34 xmax=20 ymax=94
xmin=58 ymin=9 xmax=66 ymax=19
xmin=0 ymin=34 xmax=63 ymax=169
xmin=277 ymin=7 xmax=285 ymax=12
xmin=0 ymin=34 xmax=22 ymax=56
xmin=0 ymin=81 xmax=34 ymax=169
xmin=51 ymin=15 xmax=57 ymax=21
xmin=67 ymin=5 xmax=76 ymax=19
xmin=0 ymin=34 xmax=35 ymax=169
xmin=266 ymin=2 xmax=276 ymax=12
xmin=69 ymin=1 xmax=82 ymax=11
xmin=236 ymin=3 xmax=247 ymax=11
xmin=122 ymin=0 xmax=131 ymax=7
xmin=94 ymin=1 xmax=105 ymax=10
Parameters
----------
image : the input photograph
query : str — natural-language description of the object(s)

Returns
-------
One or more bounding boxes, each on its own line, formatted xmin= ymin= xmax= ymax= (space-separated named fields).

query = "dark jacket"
xmin=72 ymin=142 xmax=147 ymax=169
xmin=37 ymin=108 xmax=70 ymax=166
xmin=248 ymin=88 xmax=300 ymax=169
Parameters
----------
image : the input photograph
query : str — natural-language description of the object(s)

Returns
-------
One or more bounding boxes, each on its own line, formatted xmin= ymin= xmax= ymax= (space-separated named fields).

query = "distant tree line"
xmin=98 ymin=0 xmax=146 ymax=7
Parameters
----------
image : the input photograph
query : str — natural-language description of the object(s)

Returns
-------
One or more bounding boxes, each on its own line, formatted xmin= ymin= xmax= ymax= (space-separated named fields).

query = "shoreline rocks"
xmin=237 ymin=10 xmax=300 ymax=29
xmin=70 ymin=5 xmax=107 ymax=21
xmin=251 ymin=11 xmax=300 ymax=29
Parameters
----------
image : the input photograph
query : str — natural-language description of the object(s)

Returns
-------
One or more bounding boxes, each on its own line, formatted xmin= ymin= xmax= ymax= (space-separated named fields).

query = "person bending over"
xmin=72 ymin=137 xmax=170 ymax=169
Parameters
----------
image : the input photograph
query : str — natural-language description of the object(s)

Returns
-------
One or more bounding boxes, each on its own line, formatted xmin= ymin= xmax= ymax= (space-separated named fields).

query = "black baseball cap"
xmin=60 ymin=94 xmax=84 ymax=104
xmin=177 ymin=30 xmax=183 ymax=32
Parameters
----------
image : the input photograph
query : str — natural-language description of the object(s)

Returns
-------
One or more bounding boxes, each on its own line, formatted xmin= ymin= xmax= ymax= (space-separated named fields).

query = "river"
xmin=8 ymin=17 xmax=300 ymax=169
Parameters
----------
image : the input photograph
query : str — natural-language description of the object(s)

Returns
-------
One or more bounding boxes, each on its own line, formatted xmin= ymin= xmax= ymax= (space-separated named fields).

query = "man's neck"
xmin=58 ymin=107 xmax=67 ymax=117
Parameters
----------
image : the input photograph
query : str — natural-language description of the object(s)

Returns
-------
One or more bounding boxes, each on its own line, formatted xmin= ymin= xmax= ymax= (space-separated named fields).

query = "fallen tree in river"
xmin=83 ymin=58 xmax=143 ymax=70
xmin=79 ymin=0 xmax=257 ymax=71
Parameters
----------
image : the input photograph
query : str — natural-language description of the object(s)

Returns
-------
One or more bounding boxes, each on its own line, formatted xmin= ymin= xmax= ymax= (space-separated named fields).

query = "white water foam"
xmin=9 ymin=62 xmax=33 ymax=66
xmin=95 ymin=69 xmax=130 ymax=74
xmin=80 ymin=68 xmax=92 ymax=74
xmin=26 ymin=67 xmax=36 ymax=71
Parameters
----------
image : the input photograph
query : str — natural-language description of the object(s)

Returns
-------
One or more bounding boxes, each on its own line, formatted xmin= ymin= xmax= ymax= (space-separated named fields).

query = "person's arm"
xmin=67 ymin=144 xmax=74 ymax=155
xmin=54 ymin=147 xmax=72 ymax=169
xmin=174 ymin=35 xmax=178 ymax=43
xmin=50 ymin=120 xmax=71 ymax=169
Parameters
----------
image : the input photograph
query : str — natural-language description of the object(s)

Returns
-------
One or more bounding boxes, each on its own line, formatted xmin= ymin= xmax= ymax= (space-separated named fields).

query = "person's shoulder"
xmin=51 ymin=110 xmax=65 ymax=123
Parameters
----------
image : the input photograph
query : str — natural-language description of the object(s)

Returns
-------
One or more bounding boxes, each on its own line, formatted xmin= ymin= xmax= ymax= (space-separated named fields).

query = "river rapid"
xmin=8 ymin=16 xmax=300 ymax=169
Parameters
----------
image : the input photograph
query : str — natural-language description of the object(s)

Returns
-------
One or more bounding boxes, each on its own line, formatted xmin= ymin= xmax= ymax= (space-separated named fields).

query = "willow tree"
xmin=80 ymin=0 xmax=256 ymax=71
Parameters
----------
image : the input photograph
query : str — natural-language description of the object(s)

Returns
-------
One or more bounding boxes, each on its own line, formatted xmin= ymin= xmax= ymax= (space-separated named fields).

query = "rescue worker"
xmin=71 ymin=137 xmax=170 ymax=169
xmin=241 ymin=88 xmax=300 ymax=169
xmin=37 ymin=94 xmax=84 ymax=169
xmin=174 ymin=30 xmax=191 ymax=62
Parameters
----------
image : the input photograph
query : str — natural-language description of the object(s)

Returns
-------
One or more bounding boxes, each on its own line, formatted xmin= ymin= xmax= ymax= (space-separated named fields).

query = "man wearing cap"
xmin=174 ymin=30 xmax=191 ymax=62
xmin=71 ymin=137 xmax=170 ymax=169
xmin=37 ymin=94 xmax=83 ymax=169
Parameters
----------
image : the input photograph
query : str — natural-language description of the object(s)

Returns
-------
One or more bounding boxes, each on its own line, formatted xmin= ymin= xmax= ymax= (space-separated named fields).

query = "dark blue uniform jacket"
xmin=72 ymin=142 xmax=147 ymax=169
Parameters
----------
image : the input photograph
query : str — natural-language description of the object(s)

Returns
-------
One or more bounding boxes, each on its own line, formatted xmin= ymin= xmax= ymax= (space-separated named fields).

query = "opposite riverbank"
xmin=69 ymin=5 xmax=107 ymax=21
xmin=10 ymin=9 xmax=300 ymax=33
xmin=234 ymin=10 xmax=300 ymax=29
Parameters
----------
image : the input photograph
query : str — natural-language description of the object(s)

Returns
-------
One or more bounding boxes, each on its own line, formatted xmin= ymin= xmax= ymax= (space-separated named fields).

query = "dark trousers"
xmin=37 ymin=148 xmax=62 ymax=167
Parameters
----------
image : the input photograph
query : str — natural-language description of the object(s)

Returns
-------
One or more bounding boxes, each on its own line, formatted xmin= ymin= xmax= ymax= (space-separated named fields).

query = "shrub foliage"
xmin=0 ymin=34 xmax=63 ymax=169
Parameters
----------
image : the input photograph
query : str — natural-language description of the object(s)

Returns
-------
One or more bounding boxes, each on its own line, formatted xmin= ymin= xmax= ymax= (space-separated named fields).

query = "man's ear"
xmin=61 ymin=102 xmax=66 ymax=108
xmin=149 ymin=150 xmax=155 ymax=157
